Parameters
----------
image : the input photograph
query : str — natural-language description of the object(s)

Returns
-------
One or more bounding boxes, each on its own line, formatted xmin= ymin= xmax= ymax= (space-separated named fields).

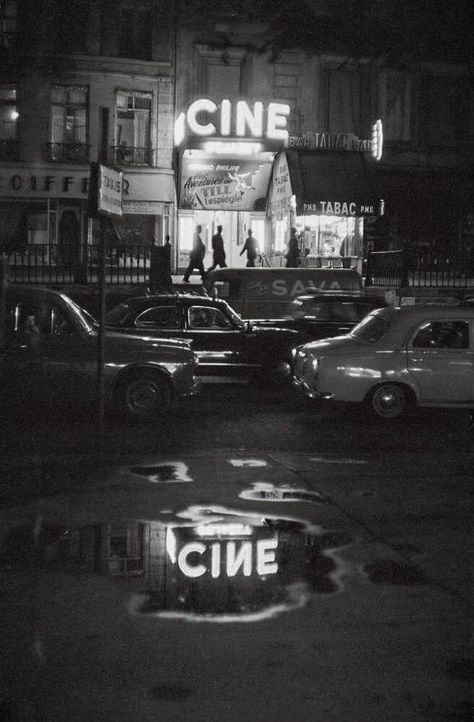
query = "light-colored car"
xmin=292 ymin=305 xmax=474 ymax=419
xmin=1 ymin=286 xmax=200 ymax=419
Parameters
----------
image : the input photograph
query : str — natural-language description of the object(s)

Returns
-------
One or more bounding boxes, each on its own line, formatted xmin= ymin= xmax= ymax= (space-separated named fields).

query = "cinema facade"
xmin=174 ymin=98 xmax=383 ymax=271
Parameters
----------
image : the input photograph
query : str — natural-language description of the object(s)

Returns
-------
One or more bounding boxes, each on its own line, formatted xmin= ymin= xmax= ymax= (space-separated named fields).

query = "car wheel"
xmin=368 ymin=383 xmax=410 ymax=419
xmin=116 ymin=372 xmax=171 ymax=419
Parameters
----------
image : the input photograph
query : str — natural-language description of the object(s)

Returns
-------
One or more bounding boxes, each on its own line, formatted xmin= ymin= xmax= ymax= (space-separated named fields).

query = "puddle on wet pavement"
xmin=1 ymin=506 xmax=353 ymax=623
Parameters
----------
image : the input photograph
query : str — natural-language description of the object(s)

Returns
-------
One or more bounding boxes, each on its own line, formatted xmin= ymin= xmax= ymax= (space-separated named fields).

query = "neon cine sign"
xmin=177 ymin=539 xmax=279 ymax=578
xmin=174 ymin=99 xmax=290 ymax=145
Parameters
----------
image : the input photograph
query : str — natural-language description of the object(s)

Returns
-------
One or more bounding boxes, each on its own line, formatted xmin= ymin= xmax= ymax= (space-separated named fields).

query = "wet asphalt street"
xmin=1 ymin=384 xmax=473 ymax=721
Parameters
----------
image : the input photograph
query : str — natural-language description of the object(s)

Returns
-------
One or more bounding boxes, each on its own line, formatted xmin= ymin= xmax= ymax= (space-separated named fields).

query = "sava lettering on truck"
xmin=272 ymin=279 xmax=342 ymax=297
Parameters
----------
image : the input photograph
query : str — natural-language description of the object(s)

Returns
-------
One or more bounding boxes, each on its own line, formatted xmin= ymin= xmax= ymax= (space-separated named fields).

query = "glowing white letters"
xmin=177 ymin=538 xmax=279 ymax=578
xmin=180 ymin=99 xmax=290 ymax=142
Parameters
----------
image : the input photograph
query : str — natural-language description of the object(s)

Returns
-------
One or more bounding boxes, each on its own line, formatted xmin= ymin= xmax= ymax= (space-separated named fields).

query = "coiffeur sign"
xmin=179 ymin=150 xmax=274 ymax=211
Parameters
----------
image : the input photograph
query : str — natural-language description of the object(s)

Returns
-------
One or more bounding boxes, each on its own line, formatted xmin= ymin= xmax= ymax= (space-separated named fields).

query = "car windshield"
xmin=66 ymin=297 xmax=98 ymax=333
xmin=220 ymin=301 xmax=245 ymax=329
xmin=351 ymin=311 xmax=391 ymax=343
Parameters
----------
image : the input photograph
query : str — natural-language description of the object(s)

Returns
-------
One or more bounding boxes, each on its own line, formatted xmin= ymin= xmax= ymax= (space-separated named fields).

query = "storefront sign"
xmin=179 ymin=150 xmax=273 ymax=211
xmin=99 ymin=165 xmax=123 ymax=216
xmin=176 ymin=538 xmax=279 ymax=579
xmin=175 ymin=99 xmax=290 ymax=145
xmin=267 ymin=151 xmax=292 ymax=219
xmin=302 ymin=201 xmax=377 ymax=216
xmin=287 ymin=120 xmax=383 ymax=161
xmin=0 ymin=166 xmax=175 ymax=208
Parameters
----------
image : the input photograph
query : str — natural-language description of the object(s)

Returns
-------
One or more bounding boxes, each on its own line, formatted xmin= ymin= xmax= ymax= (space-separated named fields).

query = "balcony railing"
xmin=0 ymin=139 xmax=20 ymax=162
xmin=109 ymin=145 xmax=153 ymax=167
xmin=45 ymin=142 xmax=90 ymax=164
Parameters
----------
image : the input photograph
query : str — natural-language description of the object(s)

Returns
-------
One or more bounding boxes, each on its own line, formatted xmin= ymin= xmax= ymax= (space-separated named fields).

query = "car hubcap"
xmin=373 ymin=386 xmax=405 ymax=418
xmin=127 ymin=381 xmax=158 ymax=414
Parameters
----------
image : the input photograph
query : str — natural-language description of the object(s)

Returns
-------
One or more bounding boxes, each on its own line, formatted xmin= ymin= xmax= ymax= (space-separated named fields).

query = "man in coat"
xmin=183 ymin=224 xmax=206 ymax=282
xmin=240 ymin=229 xmax=258 ymax=267
xmin=207 ymin=225 xmax=227 ymax=272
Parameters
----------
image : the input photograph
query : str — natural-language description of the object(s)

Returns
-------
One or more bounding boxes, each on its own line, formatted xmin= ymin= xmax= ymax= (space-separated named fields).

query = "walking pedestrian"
xmin=207 ymin=225 xmax=227 ymax=272
xmin=183 ymin=224 xmax=206 ymax=282
xmin=240 ymin=228 xmax=258 ymax=267
xmin=285 ymin=227 xmax=300 ymax=268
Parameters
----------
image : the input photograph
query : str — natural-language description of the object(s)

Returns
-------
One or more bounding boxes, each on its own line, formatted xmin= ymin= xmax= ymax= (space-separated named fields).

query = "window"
xmin=51 ymin=85 xmax=88 ymax=145
xmin=376 ymin=71 xmax=411 ymax=143
xmin=420 ymin=75 xmax=462 ymax=148
xmin=0 ymin=86 xmax=17 ymax=140
xmin=196 ymin=44 xmax=245 ymax=100
xmin=412 ymin=321 xmax=469 ymax=349
xmin=119 ymin=6 xmax=152 ymax=60
xmin=115 ymin=90 xmax=151 ymax=153
xmin=188 ymin=306 xmax=233 ymax=329
xmin=323 ymin=69 xmax=361 ymax=134
xmin=0 ymin=0 xmax=17 ymax=45
xmin=6 ymin=302 xmax=72 ymax=348
xmin=135 ymin=306 xmax=181 ymax=329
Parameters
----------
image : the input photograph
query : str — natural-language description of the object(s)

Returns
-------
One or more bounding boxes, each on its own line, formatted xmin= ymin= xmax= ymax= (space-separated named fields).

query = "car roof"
xmin=114 ymin=293 xmax=229 ymax=310
xmin=291 ymin=291 xmax=384 ymax=302
xmin=376 ymin=304 xmax=474 ymax=321
xmin=7 ymin=285 xmax=71 ymax=303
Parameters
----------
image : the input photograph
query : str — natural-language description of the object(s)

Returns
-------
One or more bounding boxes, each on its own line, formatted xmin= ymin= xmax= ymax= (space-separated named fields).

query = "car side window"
xmin=412 ymin=321 xmax=469 ymax=349
xmin=188 ymin=306 xmax=232 ymax=329
xmin=4 ymin=302 xmax=71 ymax=348
xmin=135 ymin=306 xmax=181 ymax=329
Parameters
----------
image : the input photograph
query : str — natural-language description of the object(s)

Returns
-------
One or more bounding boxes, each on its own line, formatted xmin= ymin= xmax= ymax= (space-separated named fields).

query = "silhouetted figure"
xmin=207 ymin=225 xmax=227 ymax=271
xmin=183 ymin=225 xmax=206 ymax=282
xmin=285 ymin=227 xmax=300 ymax=268
xmin=240 ymin=229 xmax=258 ymax=267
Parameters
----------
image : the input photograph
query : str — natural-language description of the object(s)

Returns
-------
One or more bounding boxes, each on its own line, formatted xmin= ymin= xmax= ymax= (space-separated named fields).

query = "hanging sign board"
xmin=98 ymin=164 xmax=123 ymax=217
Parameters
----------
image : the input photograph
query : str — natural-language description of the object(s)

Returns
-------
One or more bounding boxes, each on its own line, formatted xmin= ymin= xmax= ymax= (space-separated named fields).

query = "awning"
xmin=269 ymin=150 xmax=383 ymax=218
xmin=0 ymin=202 xmax=29 ymax=252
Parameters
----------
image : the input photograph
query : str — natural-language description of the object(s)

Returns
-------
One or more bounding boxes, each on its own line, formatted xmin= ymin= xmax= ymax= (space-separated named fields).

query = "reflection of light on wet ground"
xmin=0 ymin=504 xmax=353 ymax=624
xmin=239 ymin=482 xmax=327 ymax=504
xmin=309 ymin=456 xmax=368 ymax=465
xmin=128 ymin=462 xmax=193 ymax=483
xmin=228 ymin=459 xmax=268 ymax=467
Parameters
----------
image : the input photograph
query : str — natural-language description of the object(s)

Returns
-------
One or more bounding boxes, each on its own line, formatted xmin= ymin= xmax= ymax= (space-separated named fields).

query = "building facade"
xmin=0 ymin=0 xmax=472 ymax=279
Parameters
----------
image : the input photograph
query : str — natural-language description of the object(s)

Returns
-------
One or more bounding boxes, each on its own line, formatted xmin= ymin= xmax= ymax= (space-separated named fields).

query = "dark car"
xmin=104 ymin=292 xmax=301 ymax=383
xmin=0 ymin=286 xmax=200 ymax=419
xmin=254 ymin=291 xmax=388 ymax=341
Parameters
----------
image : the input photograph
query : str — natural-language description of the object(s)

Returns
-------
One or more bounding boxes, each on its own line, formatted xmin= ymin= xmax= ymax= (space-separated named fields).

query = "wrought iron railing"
xmin=109 ymin=145 xmax=153 ymax=167
xmin=45 ymin=142 xmax=90 ymax=164
xmin=4 ymin=243 xmax=152 ymax=285
xmin=0 ymin=139 xmax=20 ymax=162
xmin=365 ymin=249 xmax=474 ymax=288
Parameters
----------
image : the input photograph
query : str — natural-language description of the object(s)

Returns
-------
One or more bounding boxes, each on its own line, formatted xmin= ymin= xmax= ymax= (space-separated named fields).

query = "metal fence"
xmin=4 ymin=244 xmax=152 ymax=285
xmin=365 ymin=249 xmax=474 ymax=289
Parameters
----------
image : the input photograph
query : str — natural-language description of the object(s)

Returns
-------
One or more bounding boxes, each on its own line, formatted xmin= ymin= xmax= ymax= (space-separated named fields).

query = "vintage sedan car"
xmin=255 ymin=290 xmax=387 ymax=341
xmin=105 ymin=292 xmax=301 ymax=383
xmin=0 ymin=286 xmax=199 ymax=419
xmin=292 ymin=304 xmax=474 ymax=419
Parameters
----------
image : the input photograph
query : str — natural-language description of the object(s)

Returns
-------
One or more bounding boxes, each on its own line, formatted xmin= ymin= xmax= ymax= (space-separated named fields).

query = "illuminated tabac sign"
xmin=287 ymin=119 xmax=384 ymax=161
xmin=175 ymin=99 xmax=290 ymax=147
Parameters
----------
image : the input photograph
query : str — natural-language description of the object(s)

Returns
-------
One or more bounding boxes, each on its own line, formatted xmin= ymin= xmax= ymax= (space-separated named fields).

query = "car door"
xmin=183 ymin=305 xmax=246 ymax=380
xmin=0 ymin=300 xmax=44 ymax=405
xmin=407 ymin=319 xmax=473 ymax=403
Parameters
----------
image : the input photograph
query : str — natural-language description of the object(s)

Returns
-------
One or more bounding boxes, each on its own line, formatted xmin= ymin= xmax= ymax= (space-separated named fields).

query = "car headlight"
xmin=312 ymin=358 xmax=319 ymax=373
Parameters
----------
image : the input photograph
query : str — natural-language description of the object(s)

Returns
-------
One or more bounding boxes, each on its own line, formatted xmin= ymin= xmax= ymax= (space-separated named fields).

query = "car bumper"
xmin=292 ymin=376 xmax=334 ymax=400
